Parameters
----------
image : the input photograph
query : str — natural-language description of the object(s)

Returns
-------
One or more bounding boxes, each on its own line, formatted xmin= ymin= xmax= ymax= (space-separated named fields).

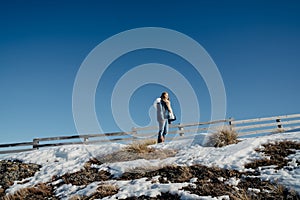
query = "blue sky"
xmin=1 ymin=0 xmax=300 ymax=143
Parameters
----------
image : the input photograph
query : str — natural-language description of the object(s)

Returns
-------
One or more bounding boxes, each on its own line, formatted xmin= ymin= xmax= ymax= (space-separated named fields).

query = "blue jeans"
xmin=158 ymin=119 xmax=168 ymax=143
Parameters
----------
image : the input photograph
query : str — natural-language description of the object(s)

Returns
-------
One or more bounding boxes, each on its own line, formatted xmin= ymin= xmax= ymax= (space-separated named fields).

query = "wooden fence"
xmin=132 ymin=119 xmax=229 ymax=142
xmin=0 ymin=131 xmax=135 ymax=154
xmin=1 ymin=113 xmax=299 ymax=154
xmin=230 ymin=113 xmax=300 ymax=137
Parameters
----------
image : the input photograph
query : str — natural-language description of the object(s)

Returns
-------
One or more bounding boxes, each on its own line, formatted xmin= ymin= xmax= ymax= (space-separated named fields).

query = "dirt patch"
xmin=60 ymin=166 xmax=111 ymax=186
xmin=245 ymin=140 xmax=300 ymax=169
xmin=184 ymin=176 xmax=298 ymax=199
xmin=118 ymin=164 xmax=299 ymax=199
xmin=69 ymin=184 xmax=119 ymax=200
xmin=120 ymin=165 xmax=193 ymax=183
xmin=0 ymin=160 xmax=41 ymax=198
xmin=119 ymin=164 xmax=250 ymax=183
xmin=124 ymin=192 xmax=181 ymax=200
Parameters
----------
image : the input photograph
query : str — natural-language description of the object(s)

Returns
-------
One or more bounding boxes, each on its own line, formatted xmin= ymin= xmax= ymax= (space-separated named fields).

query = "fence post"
xmin=132 ymin=127 xmax=137 ymax=142
xmin=275 ymin=118 xmax=284 ymax=133
xmin=276 ymin=118 xmax=282 ymax=129
xmin=178 ymin=123 xmax=184 ymax=136
xmin=83 ymin=136 xmax=89 ymax=143
xmin=229 ymin=117 xmax=234 ymax=130
xmin=33 ymin=139 xmax=39 ymax=150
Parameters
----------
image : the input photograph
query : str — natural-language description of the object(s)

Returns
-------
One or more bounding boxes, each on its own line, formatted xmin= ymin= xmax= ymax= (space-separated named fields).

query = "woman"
xmin=155 ymin=92 xmax=174 ymax=143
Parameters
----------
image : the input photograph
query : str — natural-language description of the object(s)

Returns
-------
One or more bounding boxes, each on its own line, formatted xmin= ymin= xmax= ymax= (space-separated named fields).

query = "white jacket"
xmin=154 ymin=98 xmax=168 ymax=121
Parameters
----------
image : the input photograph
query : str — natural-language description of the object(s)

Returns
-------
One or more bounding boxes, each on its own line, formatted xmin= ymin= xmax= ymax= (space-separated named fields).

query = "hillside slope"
xmin=1 ymin=132 xmax=300 ymax=199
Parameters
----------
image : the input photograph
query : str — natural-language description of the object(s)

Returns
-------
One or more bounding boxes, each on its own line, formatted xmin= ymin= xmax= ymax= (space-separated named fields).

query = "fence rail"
xmin=230 ymin=113 xmax=300 ymax=136
xmin=1 ymin=113 xmax=299 ymax=154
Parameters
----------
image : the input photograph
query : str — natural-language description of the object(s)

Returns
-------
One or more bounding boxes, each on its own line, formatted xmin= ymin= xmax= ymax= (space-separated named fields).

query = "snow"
xmin=1 ymin=132 xmax=300 ymax=199
xmin=225 ymin=177 xmax=240 ymax=186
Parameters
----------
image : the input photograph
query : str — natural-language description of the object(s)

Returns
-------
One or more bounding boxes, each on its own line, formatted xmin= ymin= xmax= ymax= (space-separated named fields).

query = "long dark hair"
xmin=160 ymin=92 xmax=169 ymax=100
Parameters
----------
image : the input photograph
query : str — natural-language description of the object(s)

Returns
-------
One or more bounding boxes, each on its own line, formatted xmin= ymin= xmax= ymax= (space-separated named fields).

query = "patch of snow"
xmin=248 ymin=188 xmax=261 ymax=193
xmin=225 ymin=177 xmax=240 ymax=186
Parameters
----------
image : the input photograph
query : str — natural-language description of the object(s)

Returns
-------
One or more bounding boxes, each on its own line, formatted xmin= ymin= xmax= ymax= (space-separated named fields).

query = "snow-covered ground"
xmin=2 ymin=132 xmax=300 ymax=199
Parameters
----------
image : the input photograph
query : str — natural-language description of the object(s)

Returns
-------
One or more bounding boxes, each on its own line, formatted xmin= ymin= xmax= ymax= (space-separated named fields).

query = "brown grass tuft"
xmin=92 ymin=184 xmax=119 ymax=199
xmin=2 ymin=183 xmax=57 ymax=200
xmin=125 ymin=139 xmax=157 ymax=153
xmin=272 ymin=128 xmax=286 ymax=133
xmin=207 ymin=125 xmax=239 ymax=147
xmin=69 ymin=195 xmax=83 ymax=200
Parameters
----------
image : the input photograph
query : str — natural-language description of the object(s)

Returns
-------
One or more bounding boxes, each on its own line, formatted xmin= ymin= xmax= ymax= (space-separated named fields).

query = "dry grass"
xmin=69 ymin=196 xmax=82 ymax=200
xmin=98 ymin=148 xmax=177 ymax=164
xmin=245 ymin=140 xmax=300 ymax=169
xmin=2 ymin=183 xmax=57 ymax=200
xmin=120 ymin=165 xmax=193 ymax=183
xmin=118 ymin=163 xmax=299 ymax=199
xmin=92 ymin=138 xmax=177 ymax=164
xmin=125 ymin=192 xmax=181 ymax=199
xmin=61 ymin=167 xmax=111 ymax=186
xmin=272 ymin=127 xmax=286 ymax=133
xmin=125 ymin=139 xmax=157 ymax=153
xmin=69 ymin=184 xmax=118 ymax=200
xmin=207 ymin=125 xmax=239 ymax=147
xmin=92 ymin=184 xmax=119 ymax=199
xmin=0 ymin=160 xmax=41 ymax=197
